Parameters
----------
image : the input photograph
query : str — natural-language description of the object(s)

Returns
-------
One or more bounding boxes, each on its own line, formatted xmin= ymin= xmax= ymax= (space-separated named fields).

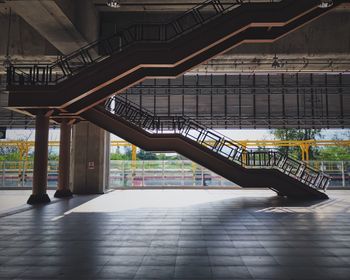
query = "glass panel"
xmin=143 ymin=160 xmax=164 ymax=186
xmin=110 ymin=160 xmax=125 ymax=187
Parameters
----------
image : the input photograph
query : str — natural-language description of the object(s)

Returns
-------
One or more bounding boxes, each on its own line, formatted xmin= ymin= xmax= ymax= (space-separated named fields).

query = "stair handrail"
xmin=107 ymin=95 xmax=247 ymax=148
xmin=105 ymin=95 xmax=331 ymax=191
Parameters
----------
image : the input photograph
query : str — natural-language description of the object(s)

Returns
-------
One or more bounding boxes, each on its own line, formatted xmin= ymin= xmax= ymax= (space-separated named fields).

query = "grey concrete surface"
xmin=0 ymin=189 xmax=350 ymax=279
xmin=71 ymin=122 xmax=110 ymax=195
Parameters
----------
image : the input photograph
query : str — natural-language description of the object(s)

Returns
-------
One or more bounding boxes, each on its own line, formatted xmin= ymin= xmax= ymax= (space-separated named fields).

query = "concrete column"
xmin=71 ymin=122 xmax=110 ymax=194
xmin=27 ymin=112 xmax=51 ymax=204
xmin=54 ymin=120 xmax=73 ymax=198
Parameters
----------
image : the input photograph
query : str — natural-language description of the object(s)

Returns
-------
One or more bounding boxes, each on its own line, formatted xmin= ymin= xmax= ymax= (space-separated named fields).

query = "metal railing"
xmin=7 ymin=0 xmax=252 ymax=86
xmin=0 ymin=160 xmax=58 ymax=188
xmin=105 ymin=96 xmax=331 ymax=191
xmin=110 ymin=160 xmax=236 ymax=188
xmin=1 ymin=160 xmax=348 ymax=189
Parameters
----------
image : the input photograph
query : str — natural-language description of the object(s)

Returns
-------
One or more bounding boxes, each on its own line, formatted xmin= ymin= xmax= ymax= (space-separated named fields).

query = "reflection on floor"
xmin=0 ymin=189 xmax=350 ymax=279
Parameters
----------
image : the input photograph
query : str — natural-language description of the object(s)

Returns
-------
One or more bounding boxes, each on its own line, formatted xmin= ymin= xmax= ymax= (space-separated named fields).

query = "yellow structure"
xmin=1 ymin=139 xmax=349 ymax=169
xmin=239 ymin=140 xmax=350 ymax=161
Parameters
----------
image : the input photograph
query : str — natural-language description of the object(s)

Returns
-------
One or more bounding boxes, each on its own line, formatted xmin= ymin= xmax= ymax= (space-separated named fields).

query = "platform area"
xmin=0 ymin=189 xmax=350 ymax=279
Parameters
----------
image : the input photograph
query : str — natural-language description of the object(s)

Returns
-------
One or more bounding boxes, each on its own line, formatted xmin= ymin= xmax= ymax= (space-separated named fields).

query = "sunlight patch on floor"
xmin=64 ymin=189 xmax=274 ymax=214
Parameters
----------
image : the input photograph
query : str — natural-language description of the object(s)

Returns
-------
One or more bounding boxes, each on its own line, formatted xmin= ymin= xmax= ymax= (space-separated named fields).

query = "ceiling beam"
xmin=6 ymin=0 xmax=90 ymax=54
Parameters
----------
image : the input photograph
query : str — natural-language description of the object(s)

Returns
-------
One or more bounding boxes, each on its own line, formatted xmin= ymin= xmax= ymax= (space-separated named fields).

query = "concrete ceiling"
xmin=93 ymin=0 xmax=350 ymax=12
xmin=93 ymin=0 xmax=272 ymax=12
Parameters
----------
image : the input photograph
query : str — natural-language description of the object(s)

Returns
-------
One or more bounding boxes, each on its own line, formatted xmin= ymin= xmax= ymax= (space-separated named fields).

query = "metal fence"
xmin=109 ymin=160 xmax=235 ymax=188
xmin=0 ymin=160 xmax=349 ymax=189
xmin=0 ymin=160 xmax=58 ymax=188
xmin=308 ymin=161 xmax=350 ymax=188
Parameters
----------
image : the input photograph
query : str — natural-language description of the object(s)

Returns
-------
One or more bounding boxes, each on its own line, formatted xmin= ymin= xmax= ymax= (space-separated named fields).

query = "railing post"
xmin=162 ymin=160 xmax=165 ymax=186
xmin=342 ymin=161 xmax=345 ymax=187
xmin=122 ymin=160 xmax=125 ymax=187
xmin=1 ymin=161 xmax=5 ymax=187
xmin=22 ymin=160 xmax=25 ymax=187
xmin=201 ymin=166 xmax=204 ymax=187
xmin=297 ymin=163 xmax=305 ymax=178
xmin=142 ymin=160 xmax=145 ymax=187
xmin=182 ymin=160 xmax=184 ymax=186
xmin=314 ymin=172 xmax=321 ymax=188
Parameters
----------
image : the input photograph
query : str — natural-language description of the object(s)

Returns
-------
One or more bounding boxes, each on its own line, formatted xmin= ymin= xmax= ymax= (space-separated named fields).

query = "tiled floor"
xmin=0 ymin=189 xmax=350 ymax=279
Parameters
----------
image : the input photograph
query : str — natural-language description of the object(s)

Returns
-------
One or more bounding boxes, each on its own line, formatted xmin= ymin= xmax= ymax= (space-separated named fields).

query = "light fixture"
xmin=3 ymin=55 xmax=12 ymax=68
xmin=272 ymin=55 xmax=281 ymax=69
xmin=107 ymin=0 xmax=121 ymax=8
xmin=319 ymin=0 xmax=333 ymax=8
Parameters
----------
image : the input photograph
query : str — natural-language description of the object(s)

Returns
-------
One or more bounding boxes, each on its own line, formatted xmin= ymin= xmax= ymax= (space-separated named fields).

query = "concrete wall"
xmin=56 ymin=0 xmax=99 ymax=42
xmin=71 ymin=122 xmax=110 ymax=194
xmin=0 ymin=8 xmax=58 ymax=58
xmin=0 ymin=0 xmax=99 ymax=67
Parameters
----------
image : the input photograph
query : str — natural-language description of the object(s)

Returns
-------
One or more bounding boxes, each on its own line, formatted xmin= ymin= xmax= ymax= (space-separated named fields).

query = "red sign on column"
xmin=88 ymin=161 xmax=95 ymax=170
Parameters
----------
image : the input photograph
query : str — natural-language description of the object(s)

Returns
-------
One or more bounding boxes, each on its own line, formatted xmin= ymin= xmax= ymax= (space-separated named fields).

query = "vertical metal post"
xmin=1 ymin=161 xmax=5 ymax=187
xmin=162 ymin=160 xmax=165 ymax=186
xmin=131 ymin=145 xmax=136 ymax=186
xmin=325 ymin=74 xmax=329 ymax=127
xmin=192 ymin=162 xmax=196 ymax=185
xmin=339 ymin=73 xmax=344 ymax=127
xmin=268 ymin=73 xmax=271 ymax=128
xmin=182 ymin=160 xmax=184 ymax=186
xmin=122 ymin=160 xmax=125 ymax=187
xmin=253 ymin=74 xmax=256 ymax=128
xmin=142 ymin=160 xmax=144 ymax=187
xmin=341 ymin=161 xmax=345 ymax=187
xmin=22 ymin=160 xmax=25 ymax=187
xmin=201 ymin=166 xmax=204 ymax=187
xmin=224 ymin=74 xmax=227 ymax=128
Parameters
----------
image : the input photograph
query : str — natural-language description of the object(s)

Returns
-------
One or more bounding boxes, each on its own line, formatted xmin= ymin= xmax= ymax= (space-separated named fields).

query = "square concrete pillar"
xmin=71 ymin=122 xmax=110 ymax=194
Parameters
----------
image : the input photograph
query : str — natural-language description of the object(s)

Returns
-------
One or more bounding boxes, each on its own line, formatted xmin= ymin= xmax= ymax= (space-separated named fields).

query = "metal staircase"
xmin=6 ymin=0 xmax=337 ymax=88
xmin=3 ymin=0 xmax=337 ymax=198
xmin=5 ymin=0 xmax=341 ymax=117
xmin=6 ymin=0 xmax=250 ymax=86
xmin=84 ymin=95 xmax=331 ymax=199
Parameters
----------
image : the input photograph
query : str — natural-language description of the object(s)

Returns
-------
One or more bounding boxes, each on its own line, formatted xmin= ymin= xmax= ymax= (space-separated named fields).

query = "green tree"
xmin=315 ymin=131 xmax=350 ymax=160
xmin=137 ymin=150 xmax=158 ymax=160
xmin=0 ymin=146 xmax=21 ymax=160
xmin=272 ymin=129 xmax=322 ymax=160
xmin=110 ymin=146 xmax=133 ymax=160
xmin=317 ymin=146 xmax=350 ymax=161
